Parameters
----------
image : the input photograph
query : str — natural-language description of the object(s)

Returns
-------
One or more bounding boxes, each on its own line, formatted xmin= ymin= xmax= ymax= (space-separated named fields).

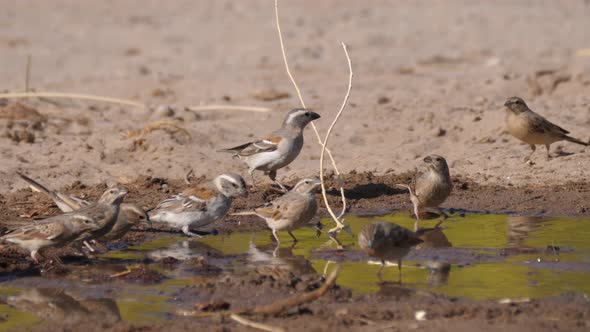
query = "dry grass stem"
xmin=25 ymin=55 xmax=31 ymax=92
xmin=230 ymin=314 xmax=286 ymax=332
xmin=187 ymin=105 xmax=271 ymax=113
xmin=320 ymin=43 xmax=353 ymax=233
xmin=174 ymin=267 xmax=340 ymax=318
xmin=0 ymin=91 xmax=146 ymax=109
xmin=274 ymin=0 xmax=349 ymax=231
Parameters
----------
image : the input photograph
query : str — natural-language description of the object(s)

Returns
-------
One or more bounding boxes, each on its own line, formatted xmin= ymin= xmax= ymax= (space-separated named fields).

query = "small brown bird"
xmin=358 ymin=221 xmax=423 ymax=280
xmin=0 ymin=187 xmax=127 ymax=263
xmin=18 ymin=173 xmax=148 ymax=242
xmin=397 ymin=155 xmax=452 ymax=231
xmin=504 ymin=97 xmax=588 ymax=161
xmin=233 ymin=177 xmax=320 ymax=245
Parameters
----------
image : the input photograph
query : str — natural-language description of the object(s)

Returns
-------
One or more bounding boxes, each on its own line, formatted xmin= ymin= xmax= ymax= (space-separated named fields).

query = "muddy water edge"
xmin=0 ymin=173 xmax=590 ymax=331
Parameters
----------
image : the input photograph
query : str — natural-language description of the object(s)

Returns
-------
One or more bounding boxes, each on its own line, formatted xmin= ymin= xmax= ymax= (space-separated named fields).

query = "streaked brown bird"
xmin=18 ymin=173 xmax=148 ymax=243
xmin=0 ymin=187 xmax=127 ymax=263
xmin=504 ymin=97 xmax=588 ymax=161
xmin=233 ymin=177 xmax=320 ymax=245
xmin=358 ymin=221 xmax=423 ymax=280
xmin=397 ymin=155 xmax=452 ymax=231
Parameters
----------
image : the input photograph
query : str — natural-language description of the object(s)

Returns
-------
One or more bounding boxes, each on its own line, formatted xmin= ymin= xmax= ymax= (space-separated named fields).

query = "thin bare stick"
xmin=175 ymin=267 xmax=340 ymax=318
xmin=230 ymin=314 xmax=285 ymax=332
xmin=247 ymin=266 xmax=339 ymax=315
xmin=187 ymin=105 xmax=271 ymax=113
xmin=25 ymin=55 xmax=32 ymax=92
xmin=320 ymin=43 xmax=352 ymax=232
xmin=274 ymin=0 xmax=347 ymax=229
xmin=0 ymin=92 xmax=146 ymax=109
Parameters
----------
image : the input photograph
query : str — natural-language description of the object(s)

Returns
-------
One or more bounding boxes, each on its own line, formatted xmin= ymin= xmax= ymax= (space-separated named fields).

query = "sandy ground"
xmin=0 ymin=0 xmax=589 ymax=193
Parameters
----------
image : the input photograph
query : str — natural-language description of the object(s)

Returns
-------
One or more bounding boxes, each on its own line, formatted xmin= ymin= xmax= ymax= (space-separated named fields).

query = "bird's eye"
xmin=232 ymin=183 xmax=237 ymax=187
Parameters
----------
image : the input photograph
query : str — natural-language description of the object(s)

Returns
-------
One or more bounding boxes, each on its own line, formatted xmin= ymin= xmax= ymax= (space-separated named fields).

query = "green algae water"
xmin=1 ymin=212 xmax=590 ymax=330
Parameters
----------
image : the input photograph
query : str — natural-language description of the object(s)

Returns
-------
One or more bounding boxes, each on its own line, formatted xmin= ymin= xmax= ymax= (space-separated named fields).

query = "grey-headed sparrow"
xmin=358 ymin=221 xmax=422 ymax=280
xmin=219 ymin=108 xmax=320 ymax=191
xmin=234 ymin=177 xmax=320 ymax=244
xmin=1 ymin=187 xmax=127 ymax=263
xmin=397 ymin=155 xmax=452 ymax=231
xmin=504 ymin=97 xmax=588 ymax=160
xmin=148 ymin=173 xmax=247 ymax=237
xmin=18 ymin=173 xmax=148 ymax=242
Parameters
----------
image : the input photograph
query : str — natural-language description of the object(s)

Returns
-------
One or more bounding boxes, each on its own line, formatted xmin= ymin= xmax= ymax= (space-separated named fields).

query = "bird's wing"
xmin=153 ymin=193 xmax=209 ymax=213
xmin=388 ymin=225 xmax=422 ymax=247
xmin=222 ymin=135 xmax=281 ymax=157
xmin=2 ymin=220 xmax=68 ymax=241
xmin=528 ymin=113 xmax=569 ymax=136
xmin=254 ymin=193 xmax=305 ymax=221
xmin=17 ymin=172 xmax=91 ymax=212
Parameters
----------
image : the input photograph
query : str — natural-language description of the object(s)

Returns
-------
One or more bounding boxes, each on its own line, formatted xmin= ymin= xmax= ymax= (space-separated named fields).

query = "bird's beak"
xmin=310 ymin=112 xmax=321 ymax=120
xmin=423 ymin=156 xmax=432 ymax=163
xmin=504 ymin=100 xmax=511 ymax=107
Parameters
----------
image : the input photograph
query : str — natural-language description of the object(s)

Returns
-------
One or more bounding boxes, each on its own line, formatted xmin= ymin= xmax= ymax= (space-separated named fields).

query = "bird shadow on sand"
xmin=327 ymin=183 xmax=406 ymax=200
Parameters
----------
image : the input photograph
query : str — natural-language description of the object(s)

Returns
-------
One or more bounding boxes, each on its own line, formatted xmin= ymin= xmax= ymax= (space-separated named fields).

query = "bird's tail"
xmin=217 ymin=142 xmax=253 ymax=154
xmin=17 ymin=172 xmax=53 ymax=196
xmin=564 ymin=135 xmax=589 ymax=146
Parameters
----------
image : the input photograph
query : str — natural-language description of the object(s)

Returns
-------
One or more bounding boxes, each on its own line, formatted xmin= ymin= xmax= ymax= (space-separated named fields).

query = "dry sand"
xmin=1 ymin=0 xmax=589 ymax=193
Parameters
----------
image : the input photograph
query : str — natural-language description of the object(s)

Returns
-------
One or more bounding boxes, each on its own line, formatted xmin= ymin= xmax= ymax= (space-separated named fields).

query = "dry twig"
xmin=230 ymin=314 xmax=285 ymax=332
xmin=175 ymin=267 xmax=340 ymax=318
xmin=0 ymin=91 xmax=146 ymax=109
xmin=274 ymin=0 xmax=350 ymax=232
xmin=187 ymin=105 xmax=271 ymax=113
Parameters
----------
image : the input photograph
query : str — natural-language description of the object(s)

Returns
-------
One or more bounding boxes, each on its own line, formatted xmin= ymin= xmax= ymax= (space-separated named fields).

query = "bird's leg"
xmin=377 ymin=259 xmax=385 ymax=281
xmin=268 ymin=170 xmax=287 ymax=192
xmin=288 ymin=231 xmax=298 ymax=243
xmin=545 ymin=144 xmax=552 ymax=159
xmin=271 ymin=229 xmax=281 ymax=245
xmin=30 ymin=250 xmax=40 ymax=264
xmin=398 ymin=258 xmax=403 ymax=283
xmin=413 ymin=203 xmax=421 ymax=232
xmin=524 ymin=145 xmax=536 ymax=162
xmin=182 ymin=225 xmax=203 ymax=237
xmin=83 ymin=241 xmax=95 ymax=252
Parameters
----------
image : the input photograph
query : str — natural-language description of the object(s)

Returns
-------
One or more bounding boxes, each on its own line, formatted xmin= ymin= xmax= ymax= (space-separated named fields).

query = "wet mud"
xmin=1 ymin=173 xmax=590 ymax=331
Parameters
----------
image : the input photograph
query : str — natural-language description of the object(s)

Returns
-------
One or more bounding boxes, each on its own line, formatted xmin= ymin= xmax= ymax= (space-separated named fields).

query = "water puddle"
xmin=1 ymin=212 xmax=590 ymax=329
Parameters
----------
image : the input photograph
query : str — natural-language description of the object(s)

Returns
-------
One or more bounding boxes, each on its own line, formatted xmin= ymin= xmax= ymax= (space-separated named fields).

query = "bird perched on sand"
xmin=504 ymin=97 xmax=588 ymax=161
xmin=148 ymin=173 xmax=247 ymax=237
xmin=0 ymin=187 xmax=128 ymax=263
xmin=358 ymin=221 xmax=423 ymax=280
xmin=219 ymin=108 xmax=321 ymax=191
xmin=397 ymin=155 xmax=452 ymax=231
xmin=233 ymin=177 xmax=320 ymax=245
xmin=17 ymin=173 xmax=148 ymax=242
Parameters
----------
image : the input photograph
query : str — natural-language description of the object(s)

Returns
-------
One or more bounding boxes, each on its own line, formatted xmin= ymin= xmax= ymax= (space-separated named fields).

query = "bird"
xmin=148 ymin=173 xmax=247 ymax=237
xmin=504 ymin=97 xmax=588 ymax=161
xmin=397 ymin=155 xmax=452 ymax=231
xmin=0 ymin=187 xmax=127 ymax=263
xmin=17 ymin=173 xmax=149 ymax=242
xmin=233 ymin=177 xmax=320 ymax=246
xmin=219 ymin=108 xmax=321 ymax=191
xmin=357 ymin=221 xmax=423 ymax=281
